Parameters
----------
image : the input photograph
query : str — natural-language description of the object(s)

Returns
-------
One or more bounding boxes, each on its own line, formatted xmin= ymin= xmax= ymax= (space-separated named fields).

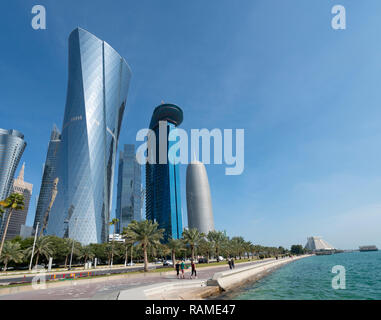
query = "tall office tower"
xmin=0 ymin=163 xmax=33 ymax=240
xmin=186 ymin=160 xmax=214 ymax=235
xmin=146 ymin=103 xmax=183 ymax=242
xmin=46 ymin=28 xmax=132 ymax=244
xmin=33 ymin=125 xmax=61 ymax=233
xmin=0 ymin=129 xmax=26 ymax=201
xmin=115 ymin=144 xmax=142 ymax=233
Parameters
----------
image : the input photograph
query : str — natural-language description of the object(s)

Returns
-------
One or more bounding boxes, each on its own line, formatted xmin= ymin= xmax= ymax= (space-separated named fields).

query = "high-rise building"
xmin=33 ymin=125 xmax=61 ymax=233
xmin=0 ymin=163 xmax=33 ymax=241
xmin=186 ymin=160 xmax=214 ymax=235
xmin=115 ymin=144 xmax=142 ymax=233
xmin=0 ymin=129 xmax=26 ymax=201
xmin=146 ymin=103 xmax=183 ymax=242
xmin=46 ymin=28 xmax=132 ymax=244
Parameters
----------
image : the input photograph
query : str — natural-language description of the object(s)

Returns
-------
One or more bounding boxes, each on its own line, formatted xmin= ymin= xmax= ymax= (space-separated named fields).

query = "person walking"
xmin=175 ymin=261 xmax=180 ymax=279
xmin=228 ymin=258 xmax=232 ymax=270
xmin=180 ymin=260 xmax=185 ymax=279
xmin=190 ymin=260 xmax=197 ymax=279
xmin=231 ymin=258 xmax=235 ymax=269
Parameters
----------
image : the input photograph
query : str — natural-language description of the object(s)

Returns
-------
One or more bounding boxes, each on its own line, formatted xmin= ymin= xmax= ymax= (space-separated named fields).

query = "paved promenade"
xmin=0 ymin=259 xmax=272 ymax=300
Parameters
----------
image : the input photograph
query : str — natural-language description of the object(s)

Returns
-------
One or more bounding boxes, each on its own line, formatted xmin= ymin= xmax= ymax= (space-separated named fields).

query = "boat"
xmin=359 ymin=246 xmax=378 ymax=252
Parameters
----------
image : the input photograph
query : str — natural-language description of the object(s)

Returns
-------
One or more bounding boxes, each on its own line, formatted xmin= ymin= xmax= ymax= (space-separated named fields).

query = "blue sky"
xmin=1 ymin=0 xmax=381 ymax=249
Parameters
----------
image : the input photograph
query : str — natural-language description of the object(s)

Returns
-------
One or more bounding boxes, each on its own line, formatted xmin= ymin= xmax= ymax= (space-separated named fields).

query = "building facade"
xmin=146 ymin=103 xmax=183 ymax=242
xmin=33 ymin=125 xmax=61 ymax=233
xmin=46 ymin=28 xmax=132 ymax=244
xmin=0 ymin=129 xmax=26 ymax=201
xmin=0 ymin=163 xmax=33 ymax=240
xmin=186 ymin=160 xmax=214 ymax=235
xmin=115 ymin=144 xmax=142 ymax=233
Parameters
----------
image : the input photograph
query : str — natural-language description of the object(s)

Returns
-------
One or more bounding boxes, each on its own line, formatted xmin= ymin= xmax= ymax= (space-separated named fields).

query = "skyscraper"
xmin=146 ymin=103 xmax=183 ymax=242
xmin=46 ymin=28 xmax=132 ymax=244
xmin=0 ymin=129 xmax=26 ymax=201
xmin=116 ymin=144 xmax=142 ymax=233
xmin=0 ymin=163 xmax=33 ymax=241
xmin=186 ymin=160 xmax=214 ymax=235
xmin=33 ymin=125 xmax=61 ymax=233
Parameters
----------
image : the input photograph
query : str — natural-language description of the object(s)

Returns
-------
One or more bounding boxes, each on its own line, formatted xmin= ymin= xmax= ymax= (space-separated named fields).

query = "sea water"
xmin=231 ymin=251 xmax=381 ymax=300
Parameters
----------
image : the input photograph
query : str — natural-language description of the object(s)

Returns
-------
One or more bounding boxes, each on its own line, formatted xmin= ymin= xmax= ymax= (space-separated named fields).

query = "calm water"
xmin=229 ymin=251 xmax=381 ymax=300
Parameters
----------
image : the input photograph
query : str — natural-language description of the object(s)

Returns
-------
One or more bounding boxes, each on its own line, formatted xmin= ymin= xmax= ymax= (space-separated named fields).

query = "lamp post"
xmin=29 ymin=222 xmax=39 ymax=271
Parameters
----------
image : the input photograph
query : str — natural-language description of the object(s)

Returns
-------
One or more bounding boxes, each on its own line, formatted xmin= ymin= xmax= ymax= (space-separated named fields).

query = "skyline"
xmin=1 ymin=0 xmax=381 ymax=249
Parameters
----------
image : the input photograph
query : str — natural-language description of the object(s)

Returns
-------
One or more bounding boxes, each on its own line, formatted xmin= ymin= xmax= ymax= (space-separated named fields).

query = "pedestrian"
xmin=175 ymin=261 xmax=180 ymax=279
xmin=180 ymin=260 xmax=185 ymax=279
xmin=190 ymin=260 xmax=197 ymax=279
xmin=231 ymin=258 xmax=235 ymax=269
xmin=228 ymin=258 xmax=232 ymax=270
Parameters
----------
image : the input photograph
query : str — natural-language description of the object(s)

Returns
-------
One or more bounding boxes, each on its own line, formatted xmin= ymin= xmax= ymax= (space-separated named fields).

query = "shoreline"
xmin=118 ymin=255 xmax=312 ymax=300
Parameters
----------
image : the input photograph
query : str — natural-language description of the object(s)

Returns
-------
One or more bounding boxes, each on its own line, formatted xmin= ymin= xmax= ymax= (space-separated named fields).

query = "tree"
xmin=108 ymin=218 xmax=119 ymax=267
xmin=167 ymin=239 xmax=185 ymax=268
xmin=25 ymin=236 xmax=53 ymax=267
xmin=0 ymin=193 xmax=24 ymax=258
xmin=198 ymin=238 xmax=214 ymax=262
xmin=0 ymin=241 xmax=23 ymax=271
xmin=121 ymin=228 xmax=136 ymax=266
xmin=124 ymin=220 xmax=164 ymax=272
xmin=182 ymin=228 xmax=204 ymax=261
xmin=230 ymin=236 xmax=246 ymax=259
xmin=78 ymin=245 xmax=95 ymax=267
xmin=290 ymin=245 xmax=304 ymax=255
xmin=207 ymin=230 xmax=227 ymax=262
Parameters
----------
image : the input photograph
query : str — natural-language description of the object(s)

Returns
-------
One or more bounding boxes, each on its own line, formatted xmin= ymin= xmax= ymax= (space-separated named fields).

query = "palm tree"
xmin=0 ymin=205 xmax=4 ymax=218
xmin=0 ymin=241 xmax=23 ymax=271
xmin=121 ymin=228 xmax=135 ymax=267
xmin=167 ymin=239 xmax=185 ymax=268
xmin=0 ymin=193 xmax=24 ymax=258
xmin=108 ymin=218 xmax=119 ymax=267
xmin=182 ymin=228 xmax=205 ymax=261
xmin=207 ymin=230 xmax=227 ymax=262
xmin=78 ymin=245 xmax=95 ymax=267
xmin=25 ymin=236 xmax=53 ymax=267
xmin=231 ymin=236 xmax=246 ymax=259
xmin=198 ymin=238 xmax=214 ymax=263
xmin=124 ymin=220 xmax=164 ymax=272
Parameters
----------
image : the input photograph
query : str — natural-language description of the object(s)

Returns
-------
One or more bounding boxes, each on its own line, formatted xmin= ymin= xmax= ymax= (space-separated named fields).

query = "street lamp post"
xmin=29 ymin=222 xmax=39 ymax=271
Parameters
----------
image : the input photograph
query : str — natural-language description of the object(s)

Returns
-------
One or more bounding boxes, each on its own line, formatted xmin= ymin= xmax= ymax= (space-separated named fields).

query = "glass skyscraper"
xmin=146 ymin=103 xmax=183 ymax=242
xmin=0 ymin=163 xmax=33 ymax=241
xmin=33 ymin=125 xmax=61 ymax=233
xmin=0 ymin=129 xmax=26 ymax=201
xmin=115 ymin=144 xmax=142 ymax=233
xmin=46 ymin=28 xmax=132 ymax=244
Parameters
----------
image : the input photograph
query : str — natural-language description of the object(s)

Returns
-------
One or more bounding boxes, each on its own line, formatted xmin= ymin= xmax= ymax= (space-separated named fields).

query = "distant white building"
xmin=108 ymin=233 xmax=125 ymax=243
xmin=305 ymin=236 xmax=335 ymax=251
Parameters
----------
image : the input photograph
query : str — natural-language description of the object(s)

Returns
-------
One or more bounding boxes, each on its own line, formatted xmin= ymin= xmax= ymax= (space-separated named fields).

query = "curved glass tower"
xmin=146 ymin=103 xmax=183 ymax=242
xmin=0 ymin=129 xmax=26 ymax=201
xmin=47 ymin=28 xmax=132 ymax=244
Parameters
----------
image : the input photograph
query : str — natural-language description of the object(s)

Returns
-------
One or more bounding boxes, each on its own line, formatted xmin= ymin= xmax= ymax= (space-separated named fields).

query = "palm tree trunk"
xmin=0 ymin=209 xmax=13 ymax=257
xmin=35 ymin=253 xmax=40 ymax=267
xmin=130 ymin=245 xmax=133 ymax=266
xmin=4 ymin=259 xmax=8 ymax=271
xmin=191 ymin=245 xmax=195 ymax=261
xmin=143 ymin=245 xmax=148 ymax=272
xmin=124 ymin=246 xmax=128 ymax=267
xmin=65 ymin=255 xmax=68 ymax=268
xmin=172 ymin=251 xmax=176 ymax=269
